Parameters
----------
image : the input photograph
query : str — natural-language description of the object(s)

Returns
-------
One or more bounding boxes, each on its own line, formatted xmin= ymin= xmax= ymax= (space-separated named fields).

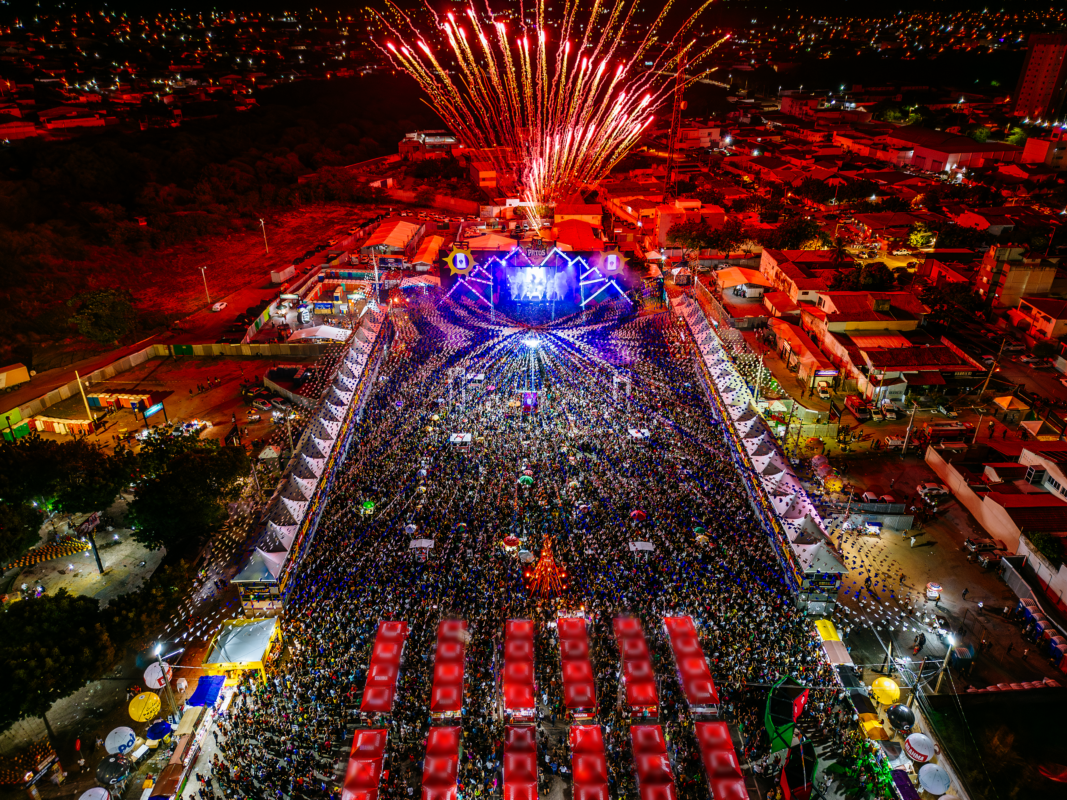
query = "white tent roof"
xmin=204 ymin=618 xmax=279 ymax=666
xmin=288 ymin=326 xmax=352 ymax=343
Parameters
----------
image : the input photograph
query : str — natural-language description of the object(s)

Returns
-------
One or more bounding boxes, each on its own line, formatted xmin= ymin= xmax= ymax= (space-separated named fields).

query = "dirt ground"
xmin=129 ymin=203 xmax=367 ymax=319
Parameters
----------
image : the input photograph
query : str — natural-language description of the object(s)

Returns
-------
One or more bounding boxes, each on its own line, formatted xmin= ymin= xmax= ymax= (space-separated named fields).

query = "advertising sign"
xmin=144 ymin=402 xmax=164 ymax=418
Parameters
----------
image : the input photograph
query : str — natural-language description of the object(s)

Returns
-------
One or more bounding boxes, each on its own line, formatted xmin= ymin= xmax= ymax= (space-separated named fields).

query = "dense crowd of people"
xmin=205 ymin=289 xmax=867 ymax=800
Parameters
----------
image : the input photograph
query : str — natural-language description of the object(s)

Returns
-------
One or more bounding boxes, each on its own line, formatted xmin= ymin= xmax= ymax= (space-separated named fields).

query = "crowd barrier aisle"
xmin=670 ymin=295 xmax=845 ymax=614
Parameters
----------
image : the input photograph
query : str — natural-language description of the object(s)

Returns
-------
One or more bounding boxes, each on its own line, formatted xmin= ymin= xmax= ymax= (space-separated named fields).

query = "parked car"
xmin=870 ymin=405 xmax=885 ymax=422
xmin=816 ymin=381 xmax=831 ymax=400
xmin=1059 ymin=376 xmax=1067 ymax=388
xmin=211 ymin=301 xmax=228 ymax=312
xmin=1020 ymin=355 xmax=1044 ymax=365
xmin=892 ymin=248 xmax=911 ymax=256
xmin=270 ymin=397 xmax=289 ymax=409
xmin=937 ymin=404 xmax=958 ymax=418
xmin=880 ymin=494 xmax=898 ymax=504
xmin=881 ymin=401 xmax=898 ymax=420
xmin=861 ymin=491 xmax=879 ymax=503
xmin=917 ymin=482 xmax=950 ymax=497
xmin=1002 ymin=341 xmax=1025 ymax=352
xmin=252 ymin=399 xmax=272 ymax=411
xmin=978 ymin=550 xmax=1008 ymax=569
xmin=964 ymin=537 xmax=1008 ymax=553
xmin=980 ymin=354 xmax=996 ymax=363
xmin=884 ymin=436 xmax=905 ymax=449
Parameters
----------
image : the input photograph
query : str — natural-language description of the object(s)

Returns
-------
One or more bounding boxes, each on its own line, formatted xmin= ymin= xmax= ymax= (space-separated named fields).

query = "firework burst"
xmin=370 ymin=0 xmax=728 ymax=212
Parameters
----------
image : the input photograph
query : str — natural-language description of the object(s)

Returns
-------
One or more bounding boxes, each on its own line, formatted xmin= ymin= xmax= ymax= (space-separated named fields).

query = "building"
xmin=360 ymin=218 xmax=424 ymax=258
xmin=398 ymin=130 xmax=461 ymax=160
xmin=656 ymin=199 xmax=725 ymax=248
xmin=1009 ymin=296 xmax=1067 ymax=339
xmin=1011 ymin=33 xmax=1067 ymax=121
xmin=1022 ymin=127 xmax=1067 ymax=170
xmin=759 ymin=249 xmax=852 ymax=304
xmin=925 ymin=441 xmax=1067 ymax=554
xmin=553 ymin=204 xmax=603 ymax=228
xmin=975 ymin=246 xmax=1059 ymax=308
xmin=780 ymin=94 xmax=821 ymax=120
xmin=470 ymin=161 xmax=497 ymax=189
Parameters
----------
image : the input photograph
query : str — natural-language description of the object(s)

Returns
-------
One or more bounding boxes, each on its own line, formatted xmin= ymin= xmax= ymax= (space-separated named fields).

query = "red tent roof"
xmin=360 ymin=621 xmax=409 ymax=713
xmin=503 ymin=620 xmax=536 ymax=713
xmin=342 ymin=729 xmax=387 ymax=800
xmin=631 ymin=726 xmax=677 ymax=800
xmin=694 ymin=722 xmax=746 ymax=800
xmin=614 ymin=617 xmax=658 ymax=711
xmin=430 ymin=620 xmax=467 ymax=715
xmin=570 ymin=725 xmax=608 ymax=800
xmin=421 ymin=727 xmax=460 ymax=800
xmin=558 ymin=616 xmax=597 ymax=711
xmin=504 ymin=726 xmax=537 ymax=800
xmin=664 ymin=616 xmax=719 ymax=710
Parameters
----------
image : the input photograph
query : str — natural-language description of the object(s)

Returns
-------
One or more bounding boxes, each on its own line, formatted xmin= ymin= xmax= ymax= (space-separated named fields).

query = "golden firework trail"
xmin=370 ymin=0 xmax=728 ymax=212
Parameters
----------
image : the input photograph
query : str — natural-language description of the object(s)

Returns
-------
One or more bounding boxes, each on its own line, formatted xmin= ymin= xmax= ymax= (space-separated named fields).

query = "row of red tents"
xmin=614 ymin=617 xmax=659 ymax=714
xmin=558 ymin=617 xmax=596 ymax=716
xmin=504 ymin=726 xmax=538 ymax=800
xmin=664 ymin=617 xmax=720 ymax=714
xmin=430 ymin=620 xmax=467 ymax=717
xmin=360 ymin=621 xmax=409 ymax=714
xmin=342 ymin=729 xmax=387 ymax=800
xmin=695 ymin=722 xmax=748 ymax=800
xmin=504 ymin=620 xmax=536 ymax=720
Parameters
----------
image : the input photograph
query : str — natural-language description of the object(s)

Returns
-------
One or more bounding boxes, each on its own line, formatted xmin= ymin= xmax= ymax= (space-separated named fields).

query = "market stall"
xmin=503 ymin=620 xmax=536 ymax=723
xmin=570 ymin=725 xmax=608 ymax=800
xmin=631 ymin=726 xmax=676 ymax=800
xmin=664 ymin=616 xmax=719 ymax=715
xmin=430 ymin=620 xmax=467 ymax=719
xmin=694 ymin=722 xmax=746 ymax=800
xmin=420 ymin=727 xmax=460 ymax=800
xmin=503 ymin=726 xmax=537 ymax=800
xmin=342 ymin=729 xmax=387 ymax=800
xmin=558 ymin=617 xmax=596 ymax=720
xmin=360 ymin=621 xmax=409 ymax=715
xmin=613 ymin=617 xmax=658 ymax=718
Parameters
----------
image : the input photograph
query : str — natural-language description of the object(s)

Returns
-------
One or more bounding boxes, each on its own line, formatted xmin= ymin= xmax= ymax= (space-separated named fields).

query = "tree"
xmin=829 ymin=263 xmax=896 ymax=291
xmin=1026 ymin=531 xmax=1063 ymax=567
xmin=965 ymin=125 xmax=991 ymax=144
xmin=908 ymin=221 xmax=938 ymax=249
xmin=666 ymin=219 xmax=718 ymax=252
xmin=52 ymin=442 xmax=134 ymax=516
xmin=755 ymin=217 xmax=825 ymax=250
xmin=67 ymin=288 xmax=138 ymax=344
xmin=0 ymin=501 xmax=43 ymax=564
xmin=1006 ymin=127 xmax=1028 ymax=147
xmin=0 ymin=590 xmax=114 ymax=740
xmin=128 ymin=443 xmax=249 ymax=551
xmin=104 ymin=558 xmax=195 ymax=651
xmin=0 ymin=435 xmax=65 ymax=507
xmin=414 ymin=185 xmax=436 ymax=206
xmin=919 ymin=283 xmax=984 ymax=327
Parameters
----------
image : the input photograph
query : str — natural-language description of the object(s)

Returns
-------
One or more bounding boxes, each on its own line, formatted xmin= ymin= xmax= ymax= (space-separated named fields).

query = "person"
xmin=962 ymin=588 xmax=969 ymax=600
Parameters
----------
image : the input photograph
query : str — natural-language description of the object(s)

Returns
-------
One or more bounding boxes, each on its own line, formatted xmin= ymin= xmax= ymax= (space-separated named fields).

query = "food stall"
xmin=202 ymin=617 xmax=282 ymax=683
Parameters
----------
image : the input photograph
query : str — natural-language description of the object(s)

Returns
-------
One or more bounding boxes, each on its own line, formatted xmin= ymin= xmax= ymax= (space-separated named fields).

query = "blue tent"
xmin=186 ymin=675 xmax=225 ymax=707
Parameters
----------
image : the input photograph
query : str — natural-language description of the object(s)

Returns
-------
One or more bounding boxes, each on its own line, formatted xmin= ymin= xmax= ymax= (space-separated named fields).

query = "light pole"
xmin=198 ymin=265 xmax=211 ymax=305
xmin=901 ymin=400 xmax=918 ymax=459
xmin=259 ymin=218 xmax=269 ymax=254
xmin=154 ymin=644 xmax=181 ymax=723
xmin=934 ymin=635 xmax=955 ymax=694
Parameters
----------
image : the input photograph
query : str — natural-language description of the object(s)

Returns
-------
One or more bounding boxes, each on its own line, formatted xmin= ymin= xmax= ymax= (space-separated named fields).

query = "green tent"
xmin=765 ymin=676 xmax=809 ymax=753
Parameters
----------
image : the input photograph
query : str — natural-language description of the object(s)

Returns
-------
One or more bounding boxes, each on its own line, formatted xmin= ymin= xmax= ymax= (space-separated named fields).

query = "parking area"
xmin=32 ymin=354 xmax=316 ymax=455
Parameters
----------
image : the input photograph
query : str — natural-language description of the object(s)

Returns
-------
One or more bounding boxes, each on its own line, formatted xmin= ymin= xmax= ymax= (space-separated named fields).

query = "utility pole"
xmin=259 ymin=218 xmax=269 ymax=254
xmin=901 ymin=401 xmax=919 ymax=458
xmin=198 ymin=265 xmax=211 ymax=304
xmin=74 ymin=370 xmax=96 ymax=431
xmin=972 ymin=337 xmax=1007 ymax=405
xmin=934 ymin=636 xmax=956 ymax=694
xmin=662 ymin=51 xmax=687 ymax=202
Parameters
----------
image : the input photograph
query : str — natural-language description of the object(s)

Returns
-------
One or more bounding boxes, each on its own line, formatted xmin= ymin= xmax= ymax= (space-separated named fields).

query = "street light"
xmin=154 ymin=643 xmax=181 ymax=723
xmin=259 ymin=218 xmax=269 ymax=254
xmin=197 ymin=265 xmax=211 ymax=304
xmin=934 ymin=635 xmax=955 ymax=694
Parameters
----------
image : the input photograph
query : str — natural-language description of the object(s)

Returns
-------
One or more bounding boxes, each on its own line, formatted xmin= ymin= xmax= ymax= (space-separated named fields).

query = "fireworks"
xmin=371 ymin=0 xmax=728 ymax=211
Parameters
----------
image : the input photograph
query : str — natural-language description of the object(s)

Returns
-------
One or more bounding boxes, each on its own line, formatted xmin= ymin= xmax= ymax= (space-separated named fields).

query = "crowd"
xmin=204 ymin=289 xmax=866 ymax=800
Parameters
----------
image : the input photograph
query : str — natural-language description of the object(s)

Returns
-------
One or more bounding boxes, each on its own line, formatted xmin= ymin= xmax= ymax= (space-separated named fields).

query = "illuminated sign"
xmin=144 ymin=403 xmax=164 ymax=418
xmin=446 ymin=247 xmax=475 ymax=276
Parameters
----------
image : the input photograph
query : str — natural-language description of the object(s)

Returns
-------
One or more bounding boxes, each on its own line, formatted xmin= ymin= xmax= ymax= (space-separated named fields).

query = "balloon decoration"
xmin=128 ymin=692 xmax=161 ymax=722
xmin=79 ymin=788 xmax=110 ymax=800
xmin=886 ymin=703 xmax=915 ymax=733
xmin=871 ymin=676 xmax=900 ymax=705
xmin=143 ymin=661 xmax=172 ymax=690
xmin=145 ymin=721 xmax=172 ymax=741
xmin=917 ymin=763 xmax=951 ymax=795
xmin=903 ymin=733 xmax=936 ymax=764
xmin=95 ymin=755 xmax=130 ymax=786
xmin=104 ymin=727 xmax=136 ymax=755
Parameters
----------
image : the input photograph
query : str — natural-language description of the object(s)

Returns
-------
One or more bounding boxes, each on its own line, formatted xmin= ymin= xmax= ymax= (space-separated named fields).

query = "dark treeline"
xmin=0 ymin=74 xmax=439 ymax=353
